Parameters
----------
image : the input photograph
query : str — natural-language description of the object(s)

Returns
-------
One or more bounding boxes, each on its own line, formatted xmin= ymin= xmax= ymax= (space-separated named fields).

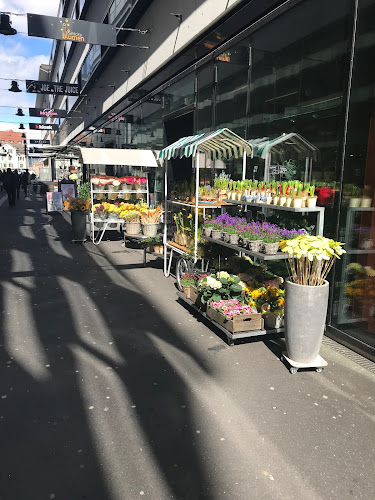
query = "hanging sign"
xmin=29 ymin=107 xmax=67 ymax=118
xmin=26 ymin=80 xmax=80 ymax=96
xmin=30 ymin=139 xmax=51 ymax=144
xmin=27 ymin=14 xmax=117 ymax=47
xmin=29 ymin=123 xmax=59 ymax=131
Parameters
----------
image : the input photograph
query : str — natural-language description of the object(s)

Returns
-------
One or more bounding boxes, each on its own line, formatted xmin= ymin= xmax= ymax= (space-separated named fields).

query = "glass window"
xmin=81 ymin=45 xmax=101 ymax=87
xmin=108 ymin=0 xmax=132 ymax=25
xmin=247 ymin=0 xmax=351 ymax=204
xmin=215 ymin=38 xmax=250 ymax=137
xmin=197 ymin=63 xmax=214 ymax=133
xmin=163 ymin=73 xmax=195 ymax=116
xmin=332 ymin=0 xmax=375 ymax=345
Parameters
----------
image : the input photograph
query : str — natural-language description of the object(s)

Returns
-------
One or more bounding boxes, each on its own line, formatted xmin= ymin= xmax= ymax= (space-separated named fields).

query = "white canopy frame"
xmin=248 ymin=133 xmax=319 ymax=182
xmin=158 ymin=128 xmax=252 ymax=272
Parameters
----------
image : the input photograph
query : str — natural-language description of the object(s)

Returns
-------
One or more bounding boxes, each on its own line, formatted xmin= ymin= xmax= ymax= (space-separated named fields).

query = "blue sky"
xmin=0 ymin=0 xmax=60 ymax=136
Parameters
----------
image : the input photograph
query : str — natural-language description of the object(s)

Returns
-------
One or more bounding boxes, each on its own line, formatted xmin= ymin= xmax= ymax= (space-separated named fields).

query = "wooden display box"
xmin=207 ymin=307 xmax=263 ymax=333
xmin=183 ymin=286 xmax=199 ymax=303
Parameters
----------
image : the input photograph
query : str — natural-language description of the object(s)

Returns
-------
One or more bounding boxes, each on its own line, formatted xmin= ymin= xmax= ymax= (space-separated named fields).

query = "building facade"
xmin=46 ymin=0 xmax=375 ymax=359
xmin=0 ymin=131 xmax=27 ymax=171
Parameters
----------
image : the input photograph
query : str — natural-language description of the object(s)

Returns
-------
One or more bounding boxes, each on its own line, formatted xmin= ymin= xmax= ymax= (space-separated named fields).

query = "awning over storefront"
xmin=158 ymin=128 xmax=252 ymax=161
xmin=79 ymin=147 xmax=159 ymax=167
xmin=249 ymin=133 xmax=318 ymax=160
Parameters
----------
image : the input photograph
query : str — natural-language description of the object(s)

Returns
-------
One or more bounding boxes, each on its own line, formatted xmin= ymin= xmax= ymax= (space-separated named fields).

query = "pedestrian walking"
xmin=3 ymin=168 xmax=18 ymax=207
xmin=20 ymin=169 xmax=30 ymax=197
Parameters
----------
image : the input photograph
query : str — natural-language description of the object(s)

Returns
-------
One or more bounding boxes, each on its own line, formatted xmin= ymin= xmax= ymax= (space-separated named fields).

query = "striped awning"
xmin=158 ymin=128 xmax=252 ymax=161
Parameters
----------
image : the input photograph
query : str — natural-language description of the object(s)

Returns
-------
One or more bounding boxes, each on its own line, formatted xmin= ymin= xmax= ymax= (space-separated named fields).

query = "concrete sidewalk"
xmin=0 ymin=192 xmax=374 ymax=500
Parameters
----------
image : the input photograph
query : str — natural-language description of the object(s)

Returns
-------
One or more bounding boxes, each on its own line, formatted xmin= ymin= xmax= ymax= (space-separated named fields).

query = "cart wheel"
xmin=316 ymin=367 xmax=323 ymax=373
xmin=280 ymin=355 xmax=284 ymax=363
xmin=228 ymin=340 xmax=235 ymax=346
xmin=290 ymin=367 xmax=298 ymax=374
xmin=176 ymin=257 xmax=189 ymax=291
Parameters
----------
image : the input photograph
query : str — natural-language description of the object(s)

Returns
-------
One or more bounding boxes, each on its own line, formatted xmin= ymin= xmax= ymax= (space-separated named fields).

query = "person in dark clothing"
xmin=20 ymin=169 xmax=30 ymax=197
xmin=3 ymin=168 xmax=18 ymax=207
xmin=16 ymin=173 xmax=21 ymax=199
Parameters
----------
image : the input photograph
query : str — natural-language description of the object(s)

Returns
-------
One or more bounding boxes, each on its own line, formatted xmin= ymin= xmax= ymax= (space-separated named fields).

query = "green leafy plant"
xmin=198 ymin=271 xmax=245 ymax=304
xmin=78 ymin=182 xmax=90 ymax=200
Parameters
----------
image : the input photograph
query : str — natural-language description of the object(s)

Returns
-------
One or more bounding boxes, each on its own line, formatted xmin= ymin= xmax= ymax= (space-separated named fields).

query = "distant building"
xmin=0 ymin=142 xmax=27 ymax=171
xmin=0 ymin=130 xmax=26 ymax=155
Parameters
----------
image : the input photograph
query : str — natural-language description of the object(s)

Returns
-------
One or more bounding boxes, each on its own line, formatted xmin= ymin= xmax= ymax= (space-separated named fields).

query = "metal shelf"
xmin=176 ymin=291 xmax=284 ymax=345
xmin=201 ymin=235 xmax=287 ymax=261
xmin=92 ymin=189 xmax=148 ymax=194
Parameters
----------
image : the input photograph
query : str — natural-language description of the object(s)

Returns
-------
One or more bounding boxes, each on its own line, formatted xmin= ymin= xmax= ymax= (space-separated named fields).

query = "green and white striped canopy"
xmin=158 ymin=128 xmax=252 ymax=161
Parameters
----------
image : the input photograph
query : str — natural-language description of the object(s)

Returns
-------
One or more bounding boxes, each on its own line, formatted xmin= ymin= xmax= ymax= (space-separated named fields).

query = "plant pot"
xmin=249 ymin=240 xmax=263 ymax=253
xmin=153 ymin=244 xmax=164 ymax=254
xmin=203 ymin=227 xmax=212 ymax=237
xmin=142 ymin=223 xmax=158 ymax=237
xmin=264 ymin=312 xmax=284 ymax=329
xmin=222 ymin=231 xmax=230 ymax=243
xmin=361 ymin=197 xmax=372 ymax=208
xmin=236 ymin=192 xmax=243 ymax=201
xmin=279 ymin=195 xmax=287 ymax=207
xmin=285 ymin=279 xmax=329 ymax=363
xmin=285 ymin=197 xmax=292 ymax=207
xmin=273 ymin=196 xmax=280 ymax=205
xmin=241 ymin=237 xmax=249 ymax=248
xmin=263 ymin=242 xmax=280 ymax=254
xmin=211 ymin=229 xmax=222 ymax=240
xmin=125 ymin=222 xmax=141 ymax=235
xmin=265 ymin=196 xmax=273 ymax=205
xmin=307 ymin=196 xmax=317 ymax=208
xmin=349 ymin=197 xmax=361 ymax=208
xmin=228 ymin=233 xmax=239 ymax=245
xmin=292 ymin=198 xmax=303 ymax=208
xmin=71 ymin=211 xmax=87 ymax=242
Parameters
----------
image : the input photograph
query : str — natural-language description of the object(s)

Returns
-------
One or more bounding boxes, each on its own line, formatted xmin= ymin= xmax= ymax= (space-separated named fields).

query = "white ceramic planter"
xmin=285 ymin=197 xmax=292 ymax=207
xmin=292 ymin=198 xmax=303 ymax=208
xmin=361 ymin=197 xmax=372 ymax=208
xmin=279 ymin=195 xmax=287 ymax=207
xmin=349 ymin=197 xmax=361 ymax=208
xmin=307 ymin=196 xmax=317 ymax=208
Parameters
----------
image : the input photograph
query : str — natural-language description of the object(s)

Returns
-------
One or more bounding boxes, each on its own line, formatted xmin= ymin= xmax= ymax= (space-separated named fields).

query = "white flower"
xmin=217 ymin=271 xmax=230 ymax=279
xmin=238 ymin=280 xmax=246 ymax=290
xmin=206 ymin=276 xmax=222 ymax=290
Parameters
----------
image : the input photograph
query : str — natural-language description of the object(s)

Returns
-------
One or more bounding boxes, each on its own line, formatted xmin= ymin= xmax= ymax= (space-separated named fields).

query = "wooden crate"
xmin=183 ymin=286 xmax=199 ymax=303
xmin=207 ymin=307 xmax=263 ymax=333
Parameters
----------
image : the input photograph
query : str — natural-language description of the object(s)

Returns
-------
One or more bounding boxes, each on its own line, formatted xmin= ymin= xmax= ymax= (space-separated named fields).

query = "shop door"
xmin=164 ymin=112 xmax=194 ymax=183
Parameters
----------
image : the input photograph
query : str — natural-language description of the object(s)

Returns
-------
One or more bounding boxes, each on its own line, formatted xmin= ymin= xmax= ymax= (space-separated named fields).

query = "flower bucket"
xmin=142 ymin=223 xmax=158 ymax=237
xmin=263 ymin=242 xmax=280 ymax=255
xmin=249 ymin=240 xmax=263 ymax=252
xmin=229 ymin=233 xmax=239 ymax=245
xmin=264 ymin=312 xmax=284 ymax=329
xmin=285 ymin=279 xmax=329 ymax=363
xmin=125 ymin=222 xmax=141 ymax=235
xmin=71 ymin=211 xmax=87 ymax=242
xmin=211 ymin=229 xmax=222 ymax=240
xmin=203 ymin=227 xmax=212 ymax=237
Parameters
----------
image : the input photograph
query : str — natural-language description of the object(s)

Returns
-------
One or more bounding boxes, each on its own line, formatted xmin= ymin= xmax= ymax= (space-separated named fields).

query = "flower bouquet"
xmin=140 ymin=205 xmax=163 ymax=237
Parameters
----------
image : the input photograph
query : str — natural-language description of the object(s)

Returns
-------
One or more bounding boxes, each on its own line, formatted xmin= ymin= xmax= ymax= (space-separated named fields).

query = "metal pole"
xmin=163 ymin=159 xmax=168 ymax=275
xmin=242 ymin=150 xmax=247 ymax=180
xmin=194 ymin=154 xmax=200 ymax=263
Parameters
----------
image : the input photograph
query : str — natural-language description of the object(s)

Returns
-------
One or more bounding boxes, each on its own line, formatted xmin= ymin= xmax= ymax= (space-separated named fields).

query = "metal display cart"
xmin=158 ymin=128 xmax=252 ymax=281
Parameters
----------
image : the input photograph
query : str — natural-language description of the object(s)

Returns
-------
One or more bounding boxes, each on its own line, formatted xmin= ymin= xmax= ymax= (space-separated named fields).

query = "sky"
xmin=0 ymin=0 xmax=60 ymax=138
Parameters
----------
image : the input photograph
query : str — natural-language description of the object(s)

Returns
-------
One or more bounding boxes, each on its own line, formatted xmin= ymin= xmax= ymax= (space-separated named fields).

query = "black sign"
xmin=27 ymin=14 xmax=117 ymax=47
xmin=30 ymin=139 xmax=51 ymax=145
xmin=26 ymin=80 xmax=80 ymax=96
xmin=29 ymin=123 xmax=59 ymax=131
xmin=29 ymin=107 xmax=67 ymax=118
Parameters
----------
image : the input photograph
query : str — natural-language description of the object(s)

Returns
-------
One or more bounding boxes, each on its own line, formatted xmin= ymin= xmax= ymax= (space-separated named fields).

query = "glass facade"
xmin=77 ymin=0 xmax=374 ymax=355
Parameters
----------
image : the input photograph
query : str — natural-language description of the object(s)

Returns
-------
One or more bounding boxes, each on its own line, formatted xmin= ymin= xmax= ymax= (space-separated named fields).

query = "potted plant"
xmin=292 ymin=183 xmax=303 ymax=208
xmin=198 ymin=271 xmax=246 ymax=309
xmin=307 ymin=185 xmax=318 ymax=207
xmin=349 ymin=184 xmax=362 ymax=207
xmin=262 ymin=232 xmax=280 ymax=255
xmin=361 ymin=185 xmax=372 ymax=208
xmin=180 ymin=273 xmax=199 ymax=301
xmin=63 ymin=195 xmax=90 ymax=242
xmin=279 ymin=182 xmax=288 ymax=207
xmin=249 ymin=286 xmax=285 ymax=329
xmin=123 ymin=210 xmax=141 ymax=235
xmin=279 ymin=235 xmax=346 ymax=365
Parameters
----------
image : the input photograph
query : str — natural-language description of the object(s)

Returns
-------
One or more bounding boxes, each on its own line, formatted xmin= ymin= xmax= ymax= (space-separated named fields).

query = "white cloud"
xmin=0 ymin=0 xmax=60 ymax=33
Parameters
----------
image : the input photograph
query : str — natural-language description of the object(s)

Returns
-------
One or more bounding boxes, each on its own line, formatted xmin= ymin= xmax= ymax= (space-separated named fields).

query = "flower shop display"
xmin=279 ymin=234 xmax=346 ymax=367
xmin=63 ymin=196 xmax=91 ymax=242
xmin=140 ymin=205 xmax=163 ymax=237
xmin=198 ymin=271 xmax=246 ymax=305
xmin=179 ymin=273 xmax=208 ymax=302
xmin=207 ymin=298 xmax=263 ymax=333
